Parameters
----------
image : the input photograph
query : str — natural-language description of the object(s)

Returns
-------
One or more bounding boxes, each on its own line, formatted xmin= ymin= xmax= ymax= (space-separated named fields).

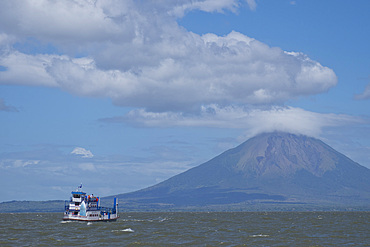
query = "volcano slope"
xmin=112 ymin=132 xmax=370 ymax=210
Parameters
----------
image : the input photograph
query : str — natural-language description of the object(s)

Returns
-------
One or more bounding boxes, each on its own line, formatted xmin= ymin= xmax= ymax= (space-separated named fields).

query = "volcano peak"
xmin=114 ymin=132 xmax=370 ymax=210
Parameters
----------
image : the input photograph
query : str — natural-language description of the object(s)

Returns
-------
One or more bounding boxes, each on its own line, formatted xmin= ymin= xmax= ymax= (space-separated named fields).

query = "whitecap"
xmin=60 ymin=220 xmax=72 ymax=224
xmin=123 ymin=219 xmax=146 ymax=222
xmin=112 ymin=228 xmax=134 ymax=233
xmin=250 ymin=234 xmax=269 ymax=238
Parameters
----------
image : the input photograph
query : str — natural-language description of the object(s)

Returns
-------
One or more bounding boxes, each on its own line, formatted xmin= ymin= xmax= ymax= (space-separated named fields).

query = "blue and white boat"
xmin=63 ymin=185 xmax=118 ymax=221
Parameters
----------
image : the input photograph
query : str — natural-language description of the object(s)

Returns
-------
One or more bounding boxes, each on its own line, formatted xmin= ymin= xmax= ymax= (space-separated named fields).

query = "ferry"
xmin=63 ymin=184 xmax=118 ymax=221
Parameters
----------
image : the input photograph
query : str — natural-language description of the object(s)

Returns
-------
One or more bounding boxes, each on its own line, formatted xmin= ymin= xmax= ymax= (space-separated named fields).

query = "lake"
xmin=1 ymin=212 xmax=369 ymax=246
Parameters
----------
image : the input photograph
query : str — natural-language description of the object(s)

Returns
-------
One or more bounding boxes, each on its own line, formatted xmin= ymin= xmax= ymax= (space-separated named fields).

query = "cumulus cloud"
xmin=0 ymin=0 xmax=128 ymax=44
xmin=0 ymin=51 xmax=59 ymax=86
xmin=104 ymin=105 xmax=362 ymax=138
xmin=71 ymin=147 xmax=94 ymax=158
xmin=0 ymin=0 xmax=337 ymax=113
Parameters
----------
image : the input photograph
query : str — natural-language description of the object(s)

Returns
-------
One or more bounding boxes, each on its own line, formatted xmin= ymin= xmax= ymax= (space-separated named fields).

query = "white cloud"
xmin=4 ymin=159 xmax=41 ymax=168
xmin=0 ymin=0 xmax=239 ymax=45
xmin=245 ymin=0 xmax=257 ymax=11
xmin=1 ymin=32 xmax=337 ymax=112
xmin=0 ymin=33 xmax=15 ymax=47
xmin=354 ymin=83 xmax=370 ymax=100
xmin=0 ymin=147 xmax=196 ymax=201
xmin=71 ymin=147 xmax=94 ymax=158
xmin=0 ymin=51 xmax=59 ymax=87
xmin=0 ymin=1 xmax=337 ymax=113
xmin=17 ymin=159 xmax=40 ymax=167
xmin=112 ymin=105 xmax=363 ymax=138
xmin=169 ymin=0 xmax=241 ymax=17
xmin=78 ymin=163 xmax=96 ymax=172
xmin=0 ymin=0 xmax=128 ymax=45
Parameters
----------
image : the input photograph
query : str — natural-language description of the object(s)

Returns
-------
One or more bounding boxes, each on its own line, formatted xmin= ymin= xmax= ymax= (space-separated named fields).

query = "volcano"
xmin=112 ymin=132 xmax=370 ymax=210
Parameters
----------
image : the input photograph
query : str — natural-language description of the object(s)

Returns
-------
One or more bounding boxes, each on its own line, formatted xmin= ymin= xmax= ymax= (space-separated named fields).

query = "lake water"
xmin=0 ymin=212 xmax=369 ymax=246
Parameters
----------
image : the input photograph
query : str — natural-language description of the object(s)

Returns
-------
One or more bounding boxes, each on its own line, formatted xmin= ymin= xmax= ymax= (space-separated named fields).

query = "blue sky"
xmin=0 ymin=0 xmax=369 ymax=202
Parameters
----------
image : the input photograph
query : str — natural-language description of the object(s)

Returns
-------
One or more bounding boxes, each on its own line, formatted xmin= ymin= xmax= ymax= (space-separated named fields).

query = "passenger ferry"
xmin=63 ymin=184 xmax=118 ymax=221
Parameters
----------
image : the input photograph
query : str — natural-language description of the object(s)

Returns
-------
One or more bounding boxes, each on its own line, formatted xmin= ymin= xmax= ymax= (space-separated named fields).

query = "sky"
xmin=0 ymin=0 xmax=369 ymax=202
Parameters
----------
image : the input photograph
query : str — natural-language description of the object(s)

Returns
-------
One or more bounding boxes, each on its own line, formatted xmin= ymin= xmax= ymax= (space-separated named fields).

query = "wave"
xmin=60 ymin=220 xmax=72 ymax=224
xmin=250 ymin=234 xmax=269 ymax=238
xmin=111 ymin=228 xmax=134 ymax=233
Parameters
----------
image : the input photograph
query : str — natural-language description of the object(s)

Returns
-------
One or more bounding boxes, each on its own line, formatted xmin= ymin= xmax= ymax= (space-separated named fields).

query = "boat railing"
xmin=64 ymin=198 xmax=117 ymax=214
xmin=64 ymin=200 xmax=70 ymax=211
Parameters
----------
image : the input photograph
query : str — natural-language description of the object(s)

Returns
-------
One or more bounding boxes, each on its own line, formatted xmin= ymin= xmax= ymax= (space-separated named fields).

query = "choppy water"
xmin=0 ymin=212 xmax=369 ymax=246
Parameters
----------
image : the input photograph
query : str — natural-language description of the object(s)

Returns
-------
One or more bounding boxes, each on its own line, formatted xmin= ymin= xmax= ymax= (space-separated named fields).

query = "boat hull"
xmin=62 ymin=216 xmax=119 ymax=222
xmin=63 ymin=213 xmax=119 ymax=222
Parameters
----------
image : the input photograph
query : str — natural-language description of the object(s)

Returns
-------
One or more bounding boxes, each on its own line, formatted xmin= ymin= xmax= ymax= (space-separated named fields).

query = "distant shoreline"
xmin=1 ymin=200 xmax=369 ymax=213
